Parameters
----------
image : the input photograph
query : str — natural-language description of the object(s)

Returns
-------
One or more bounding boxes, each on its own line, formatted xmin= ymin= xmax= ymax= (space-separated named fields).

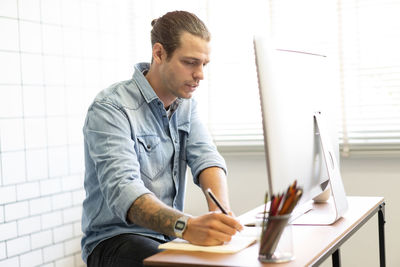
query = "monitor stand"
xmin=291 ymin=111 xmax=348 ymax=225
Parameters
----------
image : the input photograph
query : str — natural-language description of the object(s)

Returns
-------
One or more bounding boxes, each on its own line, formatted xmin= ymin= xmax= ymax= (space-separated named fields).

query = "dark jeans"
xmin=87 ymin=233 xmax=165 ymax=267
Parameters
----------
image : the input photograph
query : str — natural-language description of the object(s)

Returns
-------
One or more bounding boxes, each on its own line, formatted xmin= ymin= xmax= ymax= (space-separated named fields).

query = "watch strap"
xmin=174 ymin=214 xmax=191 ymax=238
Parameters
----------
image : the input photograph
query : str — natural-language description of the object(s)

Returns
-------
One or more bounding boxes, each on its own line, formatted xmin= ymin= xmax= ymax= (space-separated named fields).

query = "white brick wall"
xmin=42 ymin=211 xmax=63 ymax=229
xmin=31 ymin=230 xmax=52 ymax=250
xmin=55 ymin=256 xmax=75 ymax=267
xmin=40 ymin=178 xmax=62 ymax=196
xmin=53 ymin=224 xmax=74 ymax=243
xmin=61 ymin=175 xmax=83 ymax=191
xmin=29 ymin=197 xmax=52 ymax=215
xmin=16 ymin=182 xmax=40 ymax=201
xmin=4 ymin=201 xmax=29 ymax=221
xmin=72 ymin=190 xmax=85 ymax=206
xmin=2 ymin=151 xmax=26 ymax=185
xmin=65 ymin=237 xmax=81 ymax=255
xmin=25 ymin=149 xmax=48 ymax=181
xmin=0 ymin=242 xmax=6 ymax=260
xmin=0 ymin=186 xmax=16 ymax=204
xmin=63 ymin=206 xmax=82 ymax=224
xmin=0 ymin=206 xmax=3 ymax=223
xmin=73 ymin=222 xmax=82 ymax=236
xmin=74 ymin=253 xmax=86 ymax=267
xmin=52 ymin=192 xmax=73 ymax=210
xmin=43 ymin=244 xmax=64 ymax=263
xmin=7 ymin=236 xmax=31 ymax=257
xmin=17 ymin=216 xmax=41 ymax=235
xmin=0 ymin=257 xmax=19 ymax=267
xmin=20 ymin=249 xmax=43 ymax=267
xmin=0 ymin=0 xmax=135 ymax=266
xmin=0 ymin=222 xmax=17 ymax=242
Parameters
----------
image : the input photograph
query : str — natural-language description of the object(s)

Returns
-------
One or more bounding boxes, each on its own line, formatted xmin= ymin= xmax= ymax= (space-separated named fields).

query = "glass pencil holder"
xmin=258 ymin=214 xmax=295 ymax=263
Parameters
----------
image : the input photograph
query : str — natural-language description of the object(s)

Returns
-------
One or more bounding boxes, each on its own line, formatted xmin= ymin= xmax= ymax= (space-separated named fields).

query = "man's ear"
xmin=152 ymin=43 xmax=165 ymax=64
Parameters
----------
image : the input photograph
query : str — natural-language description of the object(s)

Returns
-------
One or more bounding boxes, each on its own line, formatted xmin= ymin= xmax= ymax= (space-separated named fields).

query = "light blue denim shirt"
xmin=81 ymin=63 xmax=227 ymax=263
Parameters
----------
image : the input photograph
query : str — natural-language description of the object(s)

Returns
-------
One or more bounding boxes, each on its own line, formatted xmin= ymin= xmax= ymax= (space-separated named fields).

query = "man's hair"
xmin=150 ymin=11 xmax=210 ymax=59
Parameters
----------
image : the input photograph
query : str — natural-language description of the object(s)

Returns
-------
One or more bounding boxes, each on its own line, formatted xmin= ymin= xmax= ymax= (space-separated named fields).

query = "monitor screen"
xmin=253 ymin=36 xmax=341 ymax=215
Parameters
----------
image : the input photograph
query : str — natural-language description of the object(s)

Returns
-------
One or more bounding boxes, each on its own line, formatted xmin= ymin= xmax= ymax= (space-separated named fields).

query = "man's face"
xmin=159 ymin=32 xmax=210 ymax=100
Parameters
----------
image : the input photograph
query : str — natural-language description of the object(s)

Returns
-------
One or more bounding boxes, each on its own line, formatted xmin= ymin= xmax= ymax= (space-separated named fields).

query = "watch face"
xmin=175 ymin=221 xmax=185 ymax=231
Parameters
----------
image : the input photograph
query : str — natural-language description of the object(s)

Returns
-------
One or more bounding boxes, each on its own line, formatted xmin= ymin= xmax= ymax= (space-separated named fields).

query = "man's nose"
xmin=193 ymin=65 xmax=204 ymax=80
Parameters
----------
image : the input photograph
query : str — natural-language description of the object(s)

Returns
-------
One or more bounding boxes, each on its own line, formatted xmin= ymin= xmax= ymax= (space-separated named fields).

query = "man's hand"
xmin=182 ymin=212 xmax=243 ymax=246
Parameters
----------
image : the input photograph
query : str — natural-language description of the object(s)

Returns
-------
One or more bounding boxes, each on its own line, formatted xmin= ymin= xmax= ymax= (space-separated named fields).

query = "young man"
xmin=81 ymin=11 xmax=243 ymax=267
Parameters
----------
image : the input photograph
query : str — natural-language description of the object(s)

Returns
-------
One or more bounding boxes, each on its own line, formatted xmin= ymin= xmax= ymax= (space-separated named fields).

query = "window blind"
xmin=207 ymin=0 xmax=340 ymax=150
xmin=208 ymin=0 xmax=400 ymax=154
xmin=128 ymin=0 xmax=400 ymax=154
xmin=205 ymin=0 xmax=267 ymax=148
xmin=338 ymin=0 xmax=400 ymax=154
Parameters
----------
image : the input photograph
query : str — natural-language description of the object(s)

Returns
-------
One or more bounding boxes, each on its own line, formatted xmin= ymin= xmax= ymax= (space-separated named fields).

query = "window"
xmin=338 ymin=0 xmax=400 ymax=154
xmin=129 ymin=0 xmax=400 ymax=155
xmin=207 ymin=0 xmax=340 ymax=151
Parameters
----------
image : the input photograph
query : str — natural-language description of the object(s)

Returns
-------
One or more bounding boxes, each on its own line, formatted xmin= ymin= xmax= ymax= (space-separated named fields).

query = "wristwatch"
xmin=174 ymin=215 xmax=190 ymax=238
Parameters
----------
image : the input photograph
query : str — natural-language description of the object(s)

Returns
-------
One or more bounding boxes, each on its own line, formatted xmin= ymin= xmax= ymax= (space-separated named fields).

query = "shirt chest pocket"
xmin=136 ymin=135 xmax=165 ymax=180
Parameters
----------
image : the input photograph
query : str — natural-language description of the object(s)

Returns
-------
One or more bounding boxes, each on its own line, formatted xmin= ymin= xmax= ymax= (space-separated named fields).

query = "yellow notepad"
xmin=159 ymin=227 xmax=258 ymax=254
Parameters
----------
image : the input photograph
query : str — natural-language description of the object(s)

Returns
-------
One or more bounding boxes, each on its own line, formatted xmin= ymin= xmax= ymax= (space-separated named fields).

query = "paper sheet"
xmin=158 ymin=227 xmax=259 ymax=254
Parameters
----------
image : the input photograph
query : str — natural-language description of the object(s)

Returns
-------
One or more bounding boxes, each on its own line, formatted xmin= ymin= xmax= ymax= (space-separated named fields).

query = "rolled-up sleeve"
xmin=185 ymin=100 xmax=227 ymax=185
xmin=84 ymin=100 xmax=152 ymax=223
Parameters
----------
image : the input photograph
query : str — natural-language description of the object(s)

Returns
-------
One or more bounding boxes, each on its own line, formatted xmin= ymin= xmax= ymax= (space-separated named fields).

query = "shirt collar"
xmin=133 ymin=63 xmax=159 ymax=104
xmin=133 ymin=62 xmax=183 ymax=109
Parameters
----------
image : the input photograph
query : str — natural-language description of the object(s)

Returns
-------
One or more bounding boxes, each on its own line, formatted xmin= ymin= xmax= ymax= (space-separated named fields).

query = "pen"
xmin=206 ymin=188 xmax=228 ymax=215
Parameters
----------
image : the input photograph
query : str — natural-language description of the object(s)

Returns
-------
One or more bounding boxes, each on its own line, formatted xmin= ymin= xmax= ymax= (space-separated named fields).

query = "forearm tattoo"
xmin=128 ymin=193 xmax=181 ymax=236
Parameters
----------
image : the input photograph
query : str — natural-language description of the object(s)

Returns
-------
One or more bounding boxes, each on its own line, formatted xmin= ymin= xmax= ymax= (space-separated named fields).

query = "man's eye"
xmin=182 ymin=59 xmax=198 ymax=65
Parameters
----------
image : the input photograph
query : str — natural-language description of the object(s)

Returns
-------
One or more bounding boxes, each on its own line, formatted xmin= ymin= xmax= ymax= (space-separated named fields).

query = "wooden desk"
xmin=144 ymin=196 xmax=385 ymax=267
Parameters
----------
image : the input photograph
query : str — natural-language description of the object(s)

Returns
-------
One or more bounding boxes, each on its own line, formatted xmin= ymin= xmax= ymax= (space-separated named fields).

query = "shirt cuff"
xmin=111 ymin=180 xmax=153 ymax=224
xmin=192 ymin=163 xmax=227 ymax=186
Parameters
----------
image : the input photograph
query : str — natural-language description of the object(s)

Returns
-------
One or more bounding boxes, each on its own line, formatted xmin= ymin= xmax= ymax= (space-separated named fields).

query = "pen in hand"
xmin=206 ymin=188 xmax=228 ymax=215
xmin=207 ymin=188 xmax=244 ymax=233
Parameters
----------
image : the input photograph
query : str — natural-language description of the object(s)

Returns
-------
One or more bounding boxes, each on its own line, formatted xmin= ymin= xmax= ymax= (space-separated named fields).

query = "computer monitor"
xmin=253 ymin=35 xmax=348 ymax=225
